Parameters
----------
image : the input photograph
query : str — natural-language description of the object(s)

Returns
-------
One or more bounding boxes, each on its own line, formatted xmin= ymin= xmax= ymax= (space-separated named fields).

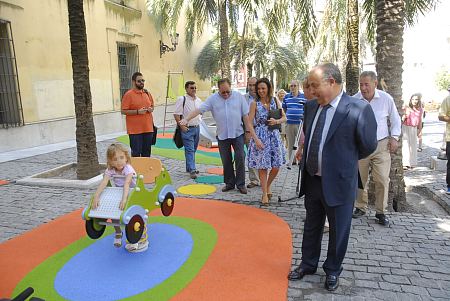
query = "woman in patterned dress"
xmin=247 ymin=78 xmax=287 ymax=205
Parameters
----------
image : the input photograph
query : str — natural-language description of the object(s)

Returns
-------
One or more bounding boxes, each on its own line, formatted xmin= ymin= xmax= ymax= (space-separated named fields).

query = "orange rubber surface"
xmin=0 ymin=198 xmax=292 ymax=300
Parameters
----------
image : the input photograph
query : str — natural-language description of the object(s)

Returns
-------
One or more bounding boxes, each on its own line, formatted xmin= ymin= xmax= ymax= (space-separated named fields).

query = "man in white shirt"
xmin=352 ymin=71 xmax=401 ymax=226
xmin=173 ymin=81 xmax=203 ymax=179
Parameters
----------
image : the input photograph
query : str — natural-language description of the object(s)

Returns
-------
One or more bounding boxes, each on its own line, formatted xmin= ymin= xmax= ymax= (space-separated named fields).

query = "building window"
xmin=0 ymin=20 xmax=23 ymax=128
xmin=117 ymin=43 xmax=139 ymax=99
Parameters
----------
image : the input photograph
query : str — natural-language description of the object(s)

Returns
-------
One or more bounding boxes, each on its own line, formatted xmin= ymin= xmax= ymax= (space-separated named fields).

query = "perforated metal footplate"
xmin=88 ymin=187 xmax=131 ymax=220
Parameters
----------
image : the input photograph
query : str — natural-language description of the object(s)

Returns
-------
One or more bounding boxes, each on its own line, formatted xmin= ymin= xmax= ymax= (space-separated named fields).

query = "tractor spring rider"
xmin=82 ymin=158 xmax=176 ymax=245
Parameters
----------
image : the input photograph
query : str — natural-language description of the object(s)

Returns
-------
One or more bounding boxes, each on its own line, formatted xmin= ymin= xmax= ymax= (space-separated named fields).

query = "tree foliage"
xmin=194 ymin=39 xmax=220 ymax=80
xmin=362 ymin=0 xmax=439 ymax=45
xmin=435 ymin=68 xmax=450 ymax=91
xmin=147 ymin=0 xmax=316 ymax=79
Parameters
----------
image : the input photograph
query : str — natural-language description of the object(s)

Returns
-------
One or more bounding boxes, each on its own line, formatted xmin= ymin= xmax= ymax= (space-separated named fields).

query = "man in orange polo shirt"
xmin=121 ymin=72 xmax=155 ymax=157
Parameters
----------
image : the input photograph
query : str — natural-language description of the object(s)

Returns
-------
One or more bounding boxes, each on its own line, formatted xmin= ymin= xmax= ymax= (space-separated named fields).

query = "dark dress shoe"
xmin=238 ymin=187 xmax=248 ymax=194
xmin=287 ymin=267 xmax=316 ymax=280
xmin=325 ymin=275 xmax=339 ymax=291
xmin=246 ymin=182 xmax=258 ymax=188
xmin=352 ymin=208 xmax=366 ymax=218
xmin=375 ymin=213 xmax=389 ymax=226
xmin=221 ymin=185 xmax=234 ymax=192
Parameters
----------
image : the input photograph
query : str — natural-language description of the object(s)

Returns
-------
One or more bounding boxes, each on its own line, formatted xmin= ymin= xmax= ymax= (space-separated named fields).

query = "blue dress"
xmin=247 ymin=99 xmax=286 ymax=169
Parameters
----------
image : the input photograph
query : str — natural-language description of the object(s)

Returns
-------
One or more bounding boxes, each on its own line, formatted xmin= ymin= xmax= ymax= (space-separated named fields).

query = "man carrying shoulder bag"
xmin=173 ymin=81 xmax=203 ymax=179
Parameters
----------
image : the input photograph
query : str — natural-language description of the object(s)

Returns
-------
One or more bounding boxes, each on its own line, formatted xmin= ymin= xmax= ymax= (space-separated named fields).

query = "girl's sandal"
xmin=114 ymin=233 xmax=122 ymax=248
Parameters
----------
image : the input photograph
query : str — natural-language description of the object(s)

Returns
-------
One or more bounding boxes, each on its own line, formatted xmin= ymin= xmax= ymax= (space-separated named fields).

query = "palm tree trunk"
xmin=345 ymin=0 xmax=359 ymax=96
xmin=269 ymin=69 xmax=275 ymax=84
xmin=68 ymin=0 xmax=99 ymax=179
xmin=246 ymin=62 xmax=253 ymax=78
xmin=375 ymin=0 xmax=406 ymax=210
xmin=218 ymin=0 xmax=231 ymax=79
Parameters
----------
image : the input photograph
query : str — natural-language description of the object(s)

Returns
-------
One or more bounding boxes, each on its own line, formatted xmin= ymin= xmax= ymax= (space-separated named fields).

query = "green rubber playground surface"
xmin=195 ymin=175 xmax=224 ymax=184
xmin=117 ymin=135 xmax=223 ymax=166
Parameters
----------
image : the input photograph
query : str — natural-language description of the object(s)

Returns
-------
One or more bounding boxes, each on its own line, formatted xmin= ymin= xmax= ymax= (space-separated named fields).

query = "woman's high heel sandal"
xmin=261 ymin=194 xmax=269 ymax=206
xmin=267 ymin=193 xmax=273 ymax=201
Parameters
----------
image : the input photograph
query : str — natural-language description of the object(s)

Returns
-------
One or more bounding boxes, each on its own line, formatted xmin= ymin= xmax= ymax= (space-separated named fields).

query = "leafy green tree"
xmin=346 ymin=0 xmax=360 ymax=96
xmin=194 ymin=39 xmax=220 ymax=80
xmin=147 ymin=0 xmax=316 ymax=79
xmin=148 ymin=0 xmax=250 ymax=78
xmin=435 ymin=69 xmax=450 ymax=91
xmin=195 ymin=29 xmax=307 ymax=89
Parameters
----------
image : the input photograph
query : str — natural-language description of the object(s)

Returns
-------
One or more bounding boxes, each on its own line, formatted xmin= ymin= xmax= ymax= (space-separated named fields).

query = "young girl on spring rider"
xmin=92 ymin=143 xmax=147 ymax=252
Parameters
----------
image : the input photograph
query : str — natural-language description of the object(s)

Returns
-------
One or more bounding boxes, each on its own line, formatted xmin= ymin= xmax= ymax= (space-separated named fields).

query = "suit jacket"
xmin=299 ymin=92 xmax=378 ymax=207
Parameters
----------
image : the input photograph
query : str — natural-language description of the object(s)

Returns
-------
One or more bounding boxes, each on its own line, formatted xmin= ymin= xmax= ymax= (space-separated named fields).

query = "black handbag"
xmin=173 ymin=96 xmax=186 ymax=149
xmin=152 ymin=123 xmax=158 ymax=145
xmin=173 ymin=126 xmax=183 ymax=148
xmin=267 ymin=98 xmax=282 ymax=131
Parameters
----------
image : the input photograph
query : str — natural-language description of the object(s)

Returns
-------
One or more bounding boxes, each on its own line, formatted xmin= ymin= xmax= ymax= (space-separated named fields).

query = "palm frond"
xmin=312 ymin=0 xmax=347 ymax=65
xmin=262 ymin=0 xmax=289 ymax=45
xmin=291 ymin=0 xmax=317 ymax=52
xmin=146 ymin=0 xmax=172 ymax=32
xmin=405 ymin=0 xmax=439 ymax=26
xmin=228 ymin=1 xmax=239 ymax=34
xmin=194 ymin=38 xmax=221 ymax=80
xmin=362 ymin=0 xmax=376 ymax=45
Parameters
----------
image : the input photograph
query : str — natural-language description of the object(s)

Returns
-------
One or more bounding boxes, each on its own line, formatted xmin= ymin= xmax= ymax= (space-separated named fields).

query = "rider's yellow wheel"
xmin=134 ymin=222 xmax=141 ymax=232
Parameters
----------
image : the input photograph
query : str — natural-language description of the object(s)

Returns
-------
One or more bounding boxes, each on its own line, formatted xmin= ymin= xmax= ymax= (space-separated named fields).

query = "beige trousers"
xmin=402 ymin=125 xmax=417 ymax=167
xmin=285 ymin=123 xmax=300 ymax=163
xmin=355 ymin=139 xmax=390 ymax=214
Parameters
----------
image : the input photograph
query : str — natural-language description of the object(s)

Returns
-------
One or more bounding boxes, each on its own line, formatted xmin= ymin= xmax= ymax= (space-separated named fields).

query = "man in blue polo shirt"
xmin=283 ymin=79 xmax=306 ymax=164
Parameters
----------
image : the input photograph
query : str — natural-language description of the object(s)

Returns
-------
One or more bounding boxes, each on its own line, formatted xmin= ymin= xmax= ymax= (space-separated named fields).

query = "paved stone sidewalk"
xmin=1 ymin=115 xmax=450 ymax=300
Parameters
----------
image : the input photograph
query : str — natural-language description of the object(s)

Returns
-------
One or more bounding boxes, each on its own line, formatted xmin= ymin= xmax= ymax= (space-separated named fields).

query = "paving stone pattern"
xmin=1 ymin=115 xmax=450 ymax=300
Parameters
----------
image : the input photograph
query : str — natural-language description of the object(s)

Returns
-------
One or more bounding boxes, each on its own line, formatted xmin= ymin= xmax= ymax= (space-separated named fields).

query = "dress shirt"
xmin=199 ymin=91 xmax=249 ymax=140
xmin=244 ymin=93 xmax=255 ymax=106
xmin=439 ymin=95 xmax=450 ymax=142
xmin=354 ymin=89 xmax=401 ymax=141
xmin=174 ymin=94 xmax=202 ymax=126
xmin=307 ymin=90 xmax=343 ymax=176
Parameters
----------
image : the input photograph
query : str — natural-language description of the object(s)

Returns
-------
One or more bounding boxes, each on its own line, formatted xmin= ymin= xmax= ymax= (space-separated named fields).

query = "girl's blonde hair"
xmin=277 ymin=89 xmax=286 ymax=96
xmin=106 ymin=143 xmax=131 ymax=169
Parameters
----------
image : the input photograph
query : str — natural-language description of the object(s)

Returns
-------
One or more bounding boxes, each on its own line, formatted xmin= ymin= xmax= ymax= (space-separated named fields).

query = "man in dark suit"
xmin=288 ymin=63 xmax=377 ymax=291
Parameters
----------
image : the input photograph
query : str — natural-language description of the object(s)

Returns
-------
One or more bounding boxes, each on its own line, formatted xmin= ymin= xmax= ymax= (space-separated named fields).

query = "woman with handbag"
xmin=247 ymin=78 xmax=287 ymax=205
xmin=402 ymin=93 xmax=423 ymax=169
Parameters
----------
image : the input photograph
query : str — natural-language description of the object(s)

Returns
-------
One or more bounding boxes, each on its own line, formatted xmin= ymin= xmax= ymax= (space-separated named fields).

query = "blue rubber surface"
xmin=54 ymin=223 xmax=193 ymax=301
